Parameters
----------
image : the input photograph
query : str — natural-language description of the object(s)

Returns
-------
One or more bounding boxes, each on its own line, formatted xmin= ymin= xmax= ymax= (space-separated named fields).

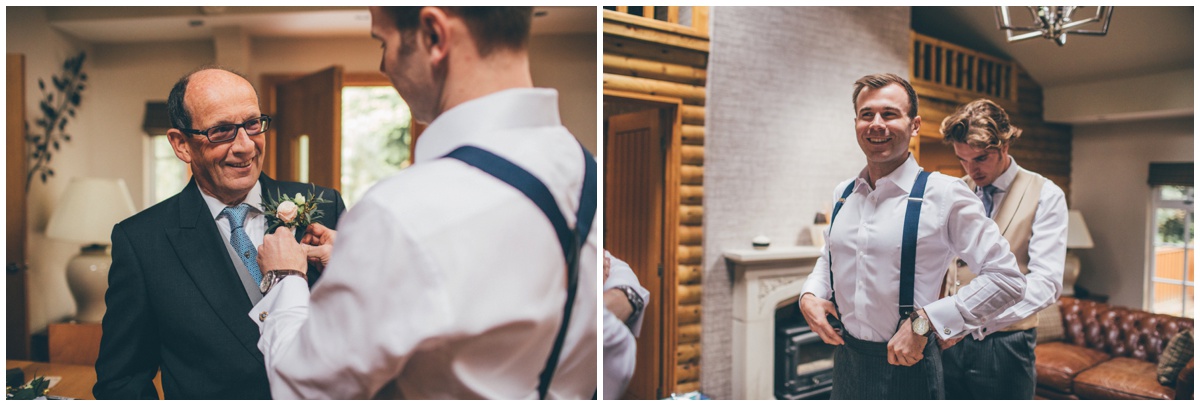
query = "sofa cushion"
xmin=1074 ymin=357 xmax=1175 ymax=400
xmin=1059 ymin=297 xmax=1194 ymax=363
xmin=1034 ymin=342 xmax=1111 ymax=393
xmin=1157 ymin=329 xmax=1193 ymax=385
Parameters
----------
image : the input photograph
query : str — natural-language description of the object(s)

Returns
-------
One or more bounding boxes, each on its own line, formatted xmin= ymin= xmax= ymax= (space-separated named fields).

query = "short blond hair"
xmin=940 ymin=99 xmax=1021 ymax=149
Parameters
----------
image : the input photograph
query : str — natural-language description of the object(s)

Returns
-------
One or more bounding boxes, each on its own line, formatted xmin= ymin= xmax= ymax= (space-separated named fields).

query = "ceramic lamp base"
xmin=66 ymin=244 xmax=111 ymax=323
xmin=1061 ymin=251 xmax=1082 ymax=297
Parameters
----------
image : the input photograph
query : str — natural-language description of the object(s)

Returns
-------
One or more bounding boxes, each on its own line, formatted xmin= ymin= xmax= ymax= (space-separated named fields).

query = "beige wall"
xmin=8 ymin=6 xmax=99 ymax=335
xmin=8 ymin=7 xmax=597 ymax=335
xmin=530 ymin=33 xmax=598 ymax=154
xmin=1044 ymin=69 xmax=1194 ymax=124
xmin=1071 ymin=117 xmax=1194 ymax=310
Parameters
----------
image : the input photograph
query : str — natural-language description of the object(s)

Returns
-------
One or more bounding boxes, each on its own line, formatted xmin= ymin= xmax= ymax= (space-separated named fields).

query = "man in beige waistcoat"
xmin=937 ymin=99 xmax=1068 ymax=399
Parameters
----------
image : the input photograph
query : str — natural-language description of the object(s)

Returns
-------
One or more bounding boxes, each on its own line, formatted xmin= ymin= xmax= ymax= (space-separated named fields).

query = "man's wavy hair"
xmin=379 ymin=7 xmax=533 ymax=57
xmin=940 ymin=99 xmax=1022 ymax=150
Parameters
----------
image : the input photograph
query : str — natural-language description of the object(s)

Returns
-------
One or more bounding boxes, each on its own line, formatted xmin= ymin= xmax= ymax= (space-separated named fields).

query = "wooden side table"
xmin=48 ymin=322 xmax=102 ymax=366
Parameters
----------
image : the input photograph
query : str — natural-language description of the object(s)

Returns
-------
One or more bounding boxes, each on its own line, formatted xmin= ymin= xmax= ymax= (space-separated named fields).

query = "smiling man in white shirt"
xmin=937 ymin=99 xmax=1068 ymax=399
xmin=798 ymin=73 xmax=1026 ymax=399
xmin=249 ymin=7 xmax=597 ymax=399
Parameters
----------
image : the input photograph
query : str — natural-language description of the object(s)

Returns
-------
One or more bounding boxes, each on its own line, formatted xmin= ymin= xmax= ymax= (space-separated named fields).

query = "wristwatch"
xmin=614 ymin=285 xmax=645 ymax=324
xmin=259 ymin=269 xmax=308 ymax=295
xmin=909 ymin=310 xmax=931 ymax=336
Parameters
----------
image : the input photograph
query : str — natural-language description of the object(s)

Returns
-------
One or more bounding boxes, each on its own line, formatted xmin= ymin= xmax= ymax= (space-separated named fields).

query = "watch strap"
xmin=260 ymin=269 xmax=307 ymax=295
xmin=614 ymin=285 xmax=645 ymax=324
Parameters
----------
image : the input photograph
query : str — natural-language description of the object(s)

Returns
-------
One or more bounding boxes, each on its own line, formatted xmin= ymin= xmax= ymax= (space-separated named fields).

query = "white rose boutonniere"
xmin=263 ymin=187 xmax=331 ymax=232
xmin=276 ymin=201 xmax=298 ymax=223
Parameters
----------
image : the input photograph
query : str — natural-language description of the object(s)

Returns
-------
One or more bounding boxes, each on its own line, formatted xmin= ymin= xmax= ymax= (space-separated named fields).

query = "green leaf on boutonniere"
xmin=262 ymin=187 xmax=331 ymax=233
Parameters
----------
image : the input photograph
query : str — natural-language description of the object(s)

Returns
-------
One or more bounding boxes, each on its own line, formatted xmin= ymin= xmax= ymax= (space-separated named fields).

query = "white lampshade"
xmin=45 ymin=177 xmax=137 ymax=245
xmin=1067 ymin=210 xmax=1094 ymax=249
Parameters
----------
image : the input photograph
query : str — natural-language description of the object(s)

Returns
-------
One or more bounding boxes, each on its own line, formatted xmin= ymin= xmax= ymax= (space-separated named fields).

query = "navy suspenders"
xmin=898 ymin=171 xmax=930 ymax=319
xmin=443 ymin=144 xmax=597 ymax=400
xmin=826 ymin=171 xmax=931 ymax=323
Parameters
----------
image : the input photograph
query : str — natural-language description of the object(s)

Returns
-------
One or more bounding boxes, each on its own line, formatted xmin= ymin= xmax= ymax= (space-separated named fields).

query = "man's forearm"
xmin=604 ymin=288 xmax=634 ymax=322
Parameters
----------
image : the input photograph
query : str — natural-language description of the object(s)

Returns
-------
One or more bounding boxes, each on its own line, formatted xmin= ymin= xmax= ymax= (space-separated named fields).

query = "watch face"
xmin=912 ymin=317 xmax=930 ymax=335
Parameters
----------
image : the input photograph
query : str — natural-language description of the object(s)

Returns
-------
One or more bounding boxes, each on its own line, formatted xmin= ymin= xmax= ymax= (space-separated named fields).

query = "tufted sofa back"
xmin=1059 ymin=296 xmax=1194 ymax=363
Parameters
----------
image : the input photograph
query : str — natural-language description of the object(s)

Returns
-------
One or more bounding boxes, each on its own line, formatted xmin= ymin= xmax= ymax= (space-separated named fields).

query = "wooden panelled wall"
xmin=603 ymin=8 xmax=709 ymax=395
xmin=911 ymin=33 xmax=1072 ymax=200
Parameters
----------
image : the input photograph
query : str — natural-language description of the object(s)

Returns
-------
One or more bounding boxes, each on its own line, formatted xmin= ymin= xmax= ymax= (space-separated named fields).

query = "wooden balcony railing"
xmin=911 ymin=32 xmax=1017 ymax=106
xmin=603 ymin=6 xmax=709 ymax=38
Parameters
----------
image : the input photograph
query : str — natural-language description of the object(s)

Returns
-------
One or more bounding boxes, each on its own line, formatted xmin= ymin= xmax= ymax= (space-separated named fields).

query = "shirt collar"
xmin=987 ymin=155 xmax=1021 ymax=193
xmin=413 ymin=88 xmax=562 ymax=165
xmin=200 ymin=180 xmax=263 ymax=220
xmin=856 ymin=153 xmax=923 ymax=194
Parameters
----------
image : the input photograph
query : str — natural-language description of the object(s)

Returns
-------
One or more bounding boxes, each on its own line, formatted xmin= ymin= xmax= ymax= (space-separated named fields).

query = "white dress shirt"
xmin=601 ymin=251 xmax=649 ymax=399
xmin=800 ymin=155 xmax=1026 ymax=342
xmin=969 ymin=158 xmax=1068 ymax=339
xmin=249 ymin=88 xmax=597 ymax=399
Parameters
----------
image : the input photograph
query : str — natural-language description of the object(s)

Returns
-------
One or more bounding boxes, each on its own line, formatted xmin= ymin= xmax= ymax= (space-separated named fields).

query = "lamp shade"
xmin=45 ymin=177 xmax=137 ymax=245
xmin=1067 ymin=210 xmax=1095 ymax=249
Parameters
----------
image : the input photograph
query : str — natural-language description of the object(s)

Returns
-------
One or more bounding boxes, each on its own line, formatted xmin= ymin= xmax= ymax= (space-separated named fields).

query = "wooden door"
xmin=274 ymin=66 xmax=343 ymax=190
xmin=605 ymin=109 xmax=666 ymax=399
xmin=7 ymin=53 xmax=29 ymax=360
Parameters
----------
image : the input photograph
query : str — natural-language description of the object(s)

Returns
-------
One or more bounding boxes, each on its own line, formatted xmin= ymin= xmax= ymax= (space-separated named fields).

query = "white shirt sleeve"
xmin=249 ymin=198 xmax=454 ymax=399
xmin=922 ymin=179 xmax=1026 ymax=340
xmin=603 ymin=252 xmax=650 ymax=337
xmin=974 ymin=180 xmax=1068 ymax=337
xmin=601 ymin=309 xmax=636 ymax=400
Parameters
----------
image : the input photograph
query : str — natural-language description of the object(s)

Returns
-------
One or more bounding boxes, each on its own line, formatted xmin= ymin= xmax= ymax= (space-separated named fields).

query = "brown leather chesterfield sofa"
xmin=1035 ymin=296 xmax=1194 ymax=400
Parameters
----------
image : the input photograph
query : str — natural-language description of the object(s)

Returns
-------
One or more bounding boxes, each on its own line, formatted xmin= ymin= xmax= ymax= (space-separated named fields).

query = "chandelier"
xmin=994 ymin=6 xmax=1114 ymax=46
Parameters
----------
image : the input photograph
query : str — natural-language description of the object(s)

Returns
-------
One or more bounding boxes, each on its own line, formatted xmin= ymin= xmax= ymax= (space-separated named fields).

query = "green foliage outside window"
xmin=341 ymin=87 xmax=412 ymax=207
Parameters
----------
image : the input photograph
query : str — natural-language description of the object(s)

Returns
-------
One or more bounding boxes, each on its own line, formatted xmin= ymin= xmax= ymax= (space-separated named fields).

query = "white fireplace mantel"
xmin=724 ymin=245 xmax=822 ymax=400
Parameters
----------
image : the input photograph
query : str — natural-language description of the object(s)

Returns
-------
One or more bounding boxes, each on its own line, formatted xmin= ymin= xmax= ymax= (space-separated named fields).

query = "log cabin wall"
xmin=603 ymin=6 xmax=710 ymax=396
xmin=910 ymin=32 xmax=1073 ymax=200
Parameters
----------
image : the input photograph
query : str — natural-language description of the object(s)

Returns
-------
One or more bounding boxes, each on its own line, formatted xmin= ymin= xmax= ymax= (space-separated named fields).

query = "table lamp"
xmin=45 ymin=177 xmax=137 ymax=323
xmin=1062 ymin=210 xmax=1095 ymax=297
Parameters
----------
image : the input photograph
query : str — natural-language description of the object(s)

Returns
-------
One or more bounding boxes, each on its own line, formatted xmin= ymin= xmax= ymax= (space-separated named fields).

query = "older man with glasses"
xmin=94 ymin=67 xmax=346 ymax=400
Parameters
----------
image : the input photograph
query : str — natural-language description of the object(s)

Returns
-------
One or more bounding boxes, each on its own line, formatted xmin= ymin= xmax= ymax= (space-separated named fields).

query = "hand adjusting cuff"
xmin=259 ymin=269 xmax=307 ymax=295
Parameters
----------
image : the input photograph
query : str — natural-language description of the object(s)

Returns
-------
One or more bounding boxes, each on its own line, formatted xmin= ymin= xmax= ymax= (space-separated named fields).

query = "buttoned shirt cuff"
xmin=799 ymin=284 xmax=830 ymax=301
xmin=922 ymin=298 xmax=964 ymax=340
xmin=249 ymin=276 xmax=311 ymax=331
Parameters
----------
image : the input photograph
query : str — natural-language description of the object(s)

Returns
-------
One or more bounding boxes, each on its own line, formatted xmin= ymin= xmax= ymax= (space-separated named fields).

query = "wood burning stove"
xmin=775 ymin=303 xmax=836 ymax=400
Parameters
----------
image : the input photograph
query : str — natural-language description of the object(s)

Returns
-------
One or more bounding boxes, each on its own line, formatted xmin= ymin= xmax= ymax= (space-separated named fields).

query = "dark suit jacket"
xmin=94 ymin=174 xmax=345 ymax=399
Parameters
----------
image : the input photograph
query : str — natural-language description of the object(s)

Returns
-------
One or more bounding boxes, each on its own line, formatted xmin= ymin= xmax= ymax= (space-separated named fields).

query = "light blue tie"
xmin=979 ymin=184 xmax=998 ymax=218
xmin=222 ymin=204 xmax=262 ymax=285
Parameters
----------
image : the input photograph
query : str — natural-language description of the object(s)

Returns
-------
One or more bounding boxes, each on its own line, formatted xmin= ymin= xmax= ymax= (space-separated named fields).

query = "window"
xmin=340 ymin=86 xmax=413 ymax=207
xmin=1149 ymin=185 xmax=1194 ymax=317
xmin=148 ymin=135 xmax=189 ymax=206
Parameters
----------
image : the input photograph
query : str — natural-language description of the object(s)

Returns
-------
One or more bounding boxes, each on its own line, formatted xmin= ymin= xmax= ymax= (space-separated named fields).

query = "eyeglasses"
xmin=180 ymin=115 xmax=272 ymax=143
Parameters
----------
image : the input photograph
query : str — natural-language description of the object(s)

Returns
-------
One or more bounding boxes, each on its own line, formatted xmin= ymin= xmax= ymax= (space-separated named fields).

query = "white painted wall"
xmin=1070 ymin=117 xmax=1194 ymax=310
xmin=8 ymin=7 xmax=597 ymax=337
xmin=702 ymin=6 xmax=911 ymax=400
xmin=1044 ymin=69 xmax=1194 ymax=124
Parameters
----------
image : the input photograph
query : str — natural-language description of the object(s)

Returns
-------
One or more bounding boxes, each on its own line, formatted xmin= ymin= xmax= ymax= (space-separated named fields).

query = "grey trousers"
xmin=830 ymin=331 xmax=945 ymax=400
xmin=942 ymin=328 xmax=1038 ymax=399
